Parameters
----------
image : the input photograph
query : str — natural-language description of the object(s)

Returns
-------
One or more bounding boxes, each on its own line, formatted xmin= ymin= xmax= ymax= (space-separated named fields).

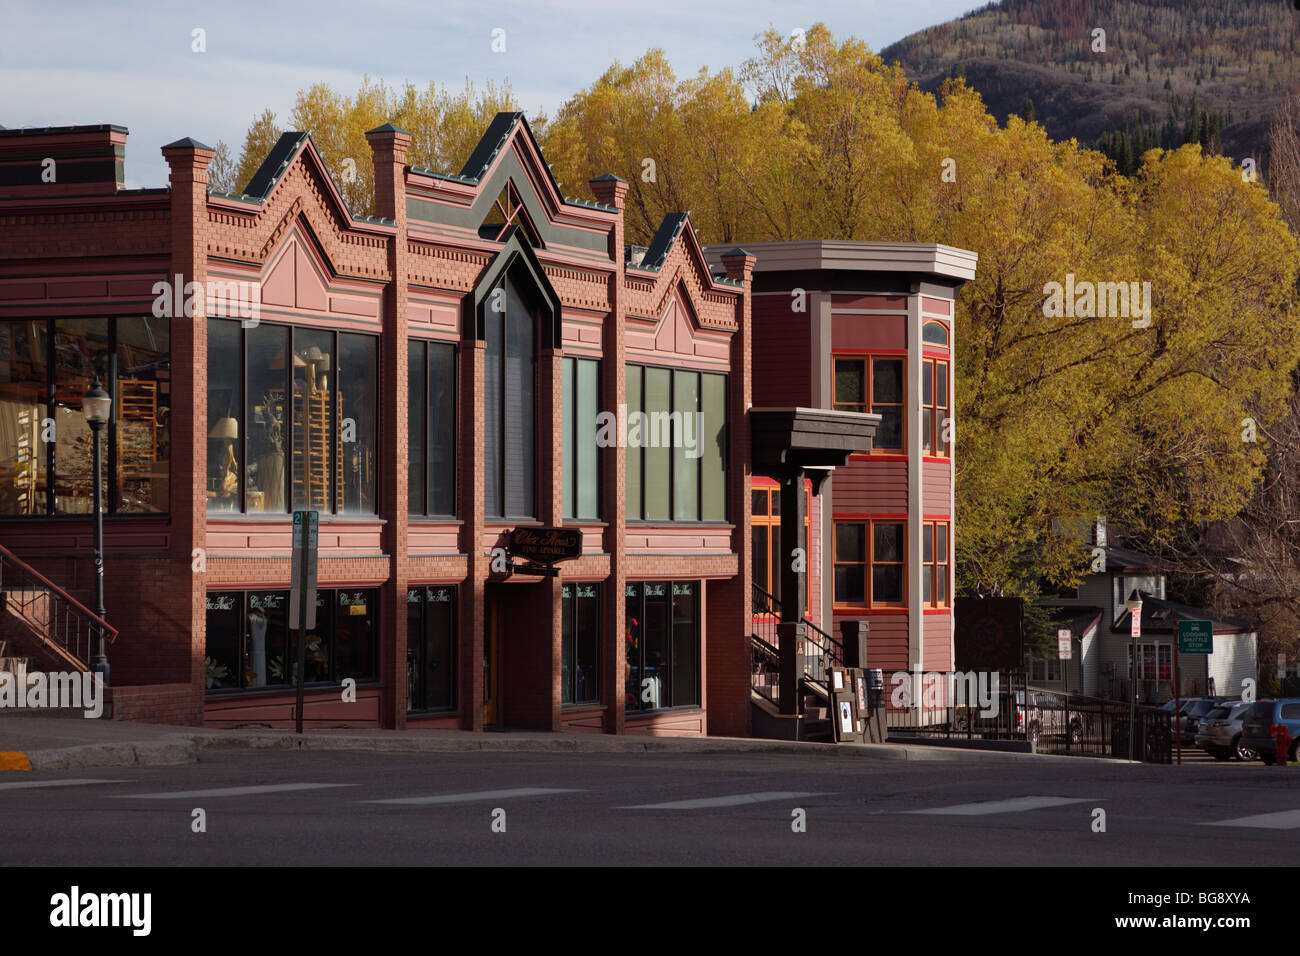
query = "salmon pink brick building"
xmin=0 ymin=117 xmax=756 ymax=734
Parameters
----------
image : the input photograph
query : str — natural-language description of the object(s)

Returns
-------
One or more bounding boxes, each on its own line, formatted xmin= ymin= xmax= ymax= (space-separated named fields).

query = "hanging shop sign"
xmin=508 ymin=527 xmax=583 ymax=564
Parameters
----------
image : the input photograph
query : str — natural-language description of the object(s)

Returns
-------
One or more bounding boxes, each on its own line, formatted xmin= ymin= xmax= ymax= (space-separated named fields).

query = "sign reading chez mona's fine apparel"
xmin=508 ymin=526 xmax=583 ymax=564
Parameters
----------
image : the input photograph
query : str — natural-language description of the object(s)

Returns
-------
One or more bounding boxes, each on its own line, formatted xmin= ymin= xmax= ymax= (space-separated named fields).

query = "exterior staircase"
xmin=0 ymin=543 xmax=116 ymax=679
xmin=750 ymin=584 xmax=841 ymax=742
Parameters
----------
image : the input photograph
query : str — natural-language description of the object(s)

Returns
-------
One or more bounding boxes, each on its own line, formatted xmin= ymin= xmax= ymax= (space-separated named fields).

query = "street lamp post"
xmin=1126 ymin=589 xmax=1143 ymax=761
xmin=83 ymin=377 xmax=113 ymax=688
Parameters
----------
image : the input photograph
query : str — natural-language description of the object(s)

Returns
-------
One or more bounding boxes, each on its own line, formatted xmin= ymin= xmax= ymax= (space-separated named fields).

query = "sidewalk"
xmin=0 ymin=713 xmax=1125 ymax=770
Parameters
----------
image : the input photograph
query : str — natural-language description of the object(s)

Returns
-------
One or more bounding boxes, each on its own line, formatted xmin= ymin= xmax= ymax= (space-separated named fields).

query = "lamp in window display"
xmin=208 ymin=413 xmax=239 ymax=495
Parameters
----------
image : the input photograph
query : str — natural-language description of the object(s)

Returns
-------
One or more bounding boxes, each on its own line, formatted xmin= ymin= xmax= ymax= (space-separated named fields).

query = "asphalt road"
xmin=2 ymin=748 xmax=1298 ymax=867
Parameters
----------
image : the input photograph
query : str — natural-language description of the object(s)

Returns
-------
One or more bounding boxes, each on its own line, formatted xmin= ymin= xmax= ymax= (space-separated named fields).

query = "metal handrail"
xmin=0 ymin=544 xmax=117 ymax=669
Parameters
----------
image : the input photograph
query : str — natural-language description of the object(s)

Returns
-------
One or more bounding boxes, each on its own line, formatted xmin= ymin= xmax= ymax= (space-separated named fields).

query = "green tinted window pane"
xmin=562 ymin=358 xmax=574 ymax=519
xmin=752 ymin=490 xmax=768 ymax=515
xmin=626 ymin=366 xmax=642 ymax=520
xmin=922 ymin=360 xmax=932 ymax=406
xmin=700 ymin=373 xmax=726 ymax=521
xmin=923 ymin=525 xmax=933 ymax=563
xmin=937 ymin=524 xmax=948 ymax=559
xmin=922 ymin=565 xmax=934 ymax=605
xmin=643 ymin=367 xmax=671 ymax=520
xmin=577 ymin=359 xmax=599 ymax=519
xmin=937 ymin=364 xmax=948 ymax=408
xmin=922 ymin=321 xmax=946 ymax=345
xmin=672 ymin=371 xmax=698 ymax=521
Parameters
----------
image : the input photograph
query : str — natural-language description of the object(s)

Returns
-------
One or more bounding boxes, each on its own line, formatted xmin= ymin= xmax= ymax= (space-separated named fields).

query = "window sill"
xmin=626 ymin=520 xmax=735 ymax=529
xmin=624 ymin=704 xmax=703 ymax=717
xmin=206 ymin=513 xmax=386 ymax=523
xmin=205 ymin=679 xmax=380 ymax=697
xmin=562 ymin=701 xmax=605 ymax=711
xmin=409 ymin=516 xmax=462 ymax=525
xmin=833 ymin=607 xmax=909 ymax=615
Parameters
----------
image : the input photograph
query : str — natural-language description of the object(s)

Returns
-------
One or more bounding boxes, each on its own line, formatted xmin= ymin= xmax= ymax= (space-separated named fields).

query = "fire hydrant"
xmin=1272 ymin=724 xmax=1291 ymax=767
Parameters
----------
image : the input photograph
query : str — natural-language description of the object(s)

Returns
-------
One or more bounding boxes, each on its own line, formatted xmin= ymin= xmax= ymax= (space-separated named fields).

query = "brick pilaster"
xmin=365 ymin=123 xmax=411 ymax=727
xmin=590 ymin=174 xmax=629 ymax=733
xmin=161 ymin=137 xmax=214 ymax=719
xmin=711 ymin=247 xmax=756 ymax=737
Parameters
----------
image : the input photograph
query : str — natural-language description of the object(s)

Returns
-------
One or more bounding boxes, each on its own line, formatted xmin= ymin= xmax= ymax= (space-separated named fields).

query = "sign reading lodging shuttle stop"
xmin=1177 ymin=620 xmax=1213 ymax=655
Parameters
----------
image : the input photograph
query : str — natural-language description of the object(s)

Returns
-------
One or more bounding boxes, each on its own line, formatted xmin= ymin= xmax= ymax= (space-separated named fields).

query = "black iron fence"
xmin=883 ymin=672 xmax=1173 ymax=763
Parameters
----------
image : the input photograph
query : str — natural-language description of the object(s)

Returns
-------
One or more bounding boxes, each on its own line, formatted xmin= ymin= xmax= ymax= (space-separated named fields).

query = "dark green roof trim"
xmin=590 ymin=173 xmax=626 ymax=183
xmin=409 ymin=113 xmax=617 ymax=213
xmin=0 ymin=124 xmax=129 ymax=138
xmin=241 ymin=131 xmax=307 ymax=199
xmin=366 ymin=122 xmax=409 ymax=136
xmin=162 ymin=136 xmax=213 ymax=151
xmin=409 ymin=166 xmax=479 ymax=185
xmin=639 ymin=212 xmax=690 ymax=272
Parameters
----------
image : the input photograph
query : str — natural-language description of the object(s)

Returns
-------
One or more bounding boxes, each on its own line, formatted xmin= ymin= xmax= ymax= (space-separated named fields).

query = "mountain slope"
xmin=881 ymin=0 xmax=1297 ymax=165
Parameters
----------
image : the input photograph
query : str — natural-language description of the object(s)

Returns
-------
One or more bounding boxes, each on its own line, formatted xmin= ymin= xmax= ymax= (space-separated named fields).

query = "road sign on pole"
xmin=1057 ymin=629 xmax=1072 ymax=660
xmin=1177 ymin=620 xmax=1213 ymax=655
xmin=1126 ymin=595 xmax=1142 ymax=762
xmin=290 ymin=510 xmax=319 ymax=735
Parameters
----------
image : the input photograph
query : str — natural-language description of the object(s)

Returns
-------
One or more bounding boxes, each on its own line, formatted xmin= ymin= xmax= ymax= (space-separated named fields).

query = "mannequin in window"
xmin=247 ymin=605 xmax=268 ymax=688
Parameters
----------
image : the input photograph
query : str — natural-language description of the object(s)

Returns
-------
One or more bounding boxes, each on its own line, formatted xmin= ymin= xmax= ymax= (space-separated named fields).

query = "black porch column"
xmin=776 ymin=468 xmax=808 ymax=713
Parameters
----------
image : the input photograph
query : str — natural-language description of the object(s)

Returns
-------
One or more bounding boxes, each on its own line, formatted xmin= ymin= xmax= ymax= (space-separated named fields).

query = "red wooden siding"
xmin=751 ymin=294 xmax=810 ymax=406
xmin=832 ymin=458 xmax=908 ymax=514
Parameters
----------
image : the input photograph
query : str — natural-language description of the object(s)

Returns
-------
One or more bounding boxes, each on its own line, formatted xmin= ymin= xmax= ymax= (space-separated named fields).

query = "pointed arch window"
xmin=484 ymin=270 xmax=538 ymax=519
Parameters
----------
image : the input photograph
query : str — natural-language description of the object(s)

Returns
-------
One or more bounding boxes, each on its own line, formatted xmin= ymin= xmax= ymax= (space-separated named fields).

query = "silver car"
xmin=1195 ymin=700 xmax=1256 ymax=761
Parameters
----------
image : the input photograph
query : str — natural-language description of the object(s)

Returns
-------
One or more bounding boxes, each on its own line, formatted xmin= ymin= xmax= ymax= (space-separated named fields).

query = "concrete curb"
xmin=3 ymin=728 xmax=1136 ymax=769
xmin=25 ymin=738 xmax=196 ymax=771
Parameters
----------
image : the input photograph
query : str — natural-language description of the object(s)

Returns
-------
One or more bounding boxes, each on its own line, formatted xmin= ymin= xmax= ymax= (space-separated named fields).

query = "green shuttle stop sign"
xmin=1178 ymin=620 xmax=1213 ymax=655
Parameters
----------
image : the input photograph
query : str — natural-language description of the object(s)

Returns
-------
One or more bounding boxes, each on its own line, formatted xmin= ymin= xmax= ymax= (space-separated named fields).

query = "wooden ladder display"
xmin=292 ymin=382 xmax=331 ymax=511
xmin=116 ymin=379 xmax=157 ymax=478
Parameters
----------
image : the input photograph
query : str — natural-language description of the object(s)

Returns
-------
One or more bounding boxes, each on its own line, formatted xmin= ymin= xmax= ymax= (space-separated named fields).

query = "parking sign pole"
xmin=1173 ymin=639 xmax=1181 ymax=765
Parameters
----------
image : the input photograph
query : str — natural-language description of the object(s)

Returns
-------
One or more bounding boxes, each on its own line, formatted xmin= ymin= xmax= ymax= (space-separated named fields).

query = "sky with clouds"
xmin=1 ymin=0 xmax=984 ymax=188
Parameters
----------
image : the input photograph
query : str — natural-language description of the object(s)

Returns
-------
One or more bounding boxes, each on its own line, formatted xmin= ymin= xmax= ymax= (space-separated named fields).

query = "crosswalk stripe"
xmin=1201 ymin=809 xmax=1300 ymax=829
xmin=906 ymin=796 xmax=1092 ymax=816
xmin=0 ymin=778 xmax=128 ymax=791
xmin=112 ymin=783 xmax=355 ymax=800
xmin=366 ymin=787 xmax=583 ymax=806
xmin=622 ymin=791 xmax=828 ymax=810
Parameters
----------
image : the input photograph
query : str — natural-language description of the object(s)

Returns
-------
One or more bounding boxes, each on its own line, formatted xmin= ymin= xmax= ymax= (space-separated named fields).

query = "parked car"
xmin=1016 ymin=690 xmax=1084 ymax=749
xmin=1240 ymin=699 xmax=1300 ymax=765
xmin=1194 ymin=700 xmax=1256 ymax=761
xmin=1178 ymin=697 xmax=1227 ymax=745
